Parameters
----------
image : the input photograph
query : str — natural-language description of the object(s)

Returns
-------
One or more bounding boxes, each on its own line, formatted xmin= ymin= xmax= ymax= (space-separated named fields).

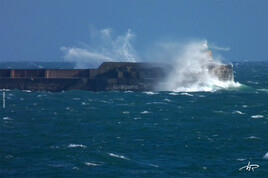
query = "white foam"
xmin=247 ymin=81 xmax=259 ymax=84
xmin=5 ymin=155 xmax=13 ymax=159
xmin=124 ymin=90 xmax=133 ymax=93
xmin=251 ymin=115 xmax=264 ymax=119
xmin=257 ymin=88 xmax=268 ymax=93
xmin=3 ymin=117 xmax=12 ymax=120
xmin=85 ymin=162 xmax=100 ymax=166
xmin=155 ymin=40 xmax=241 ymax=92
xmin=169 ymin=92 xmax=178 ymax=95
xmin=147 ymin=163 xmax=159 ymax=168
xmin=180 ymin=92 xmax=194 ymax=96
xmin=68 ymin=144 xmax=87 ymax=148
xmin=50 ymin=146 xmax=59 ymax=149
xmin=263 ymin=152 xmax=268 ymax=159
xmin=134 ymin=117 xmax=142 ymax=120
xmin=198 ymin=95 xmax=205 ymax=97
xmin=123 ymin=111 xmax=129 ymax=114
xmin=237 ymin=158 xmax=246 ymax=161
xmin=213 ymin=110 xmax=224 ymax=113
xmin=23 ymin=90 xmax=31 ymax=92
xmin=143 ymin=91 xmax=157 ymax=95
xmin=232 ymin=111 xmax=245 ymax=115
xmin=108 ymin=153 xmax=129 ymax=160
xmin=0 ymin=89 xmax=10 ymax=91
xmin=140 ymin=111 xmax=150 ymax=114
xmin=164 ymin=98 xmax=171 ymax=102
xmin=245 ymin=136 xmax=260 ymax=140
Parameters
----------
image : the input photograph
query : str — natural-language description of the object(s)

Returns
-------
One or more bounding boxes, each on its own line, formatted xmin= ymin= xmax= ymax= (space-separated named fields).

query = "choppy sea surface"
xmin=0 ymin=61 xmax=268 ymax=177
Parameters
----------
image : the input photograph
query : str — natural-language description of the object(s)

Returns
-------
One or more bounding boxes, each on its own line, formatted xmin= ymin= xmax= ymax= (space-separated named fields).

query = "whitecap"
xmin=50 ymin=146 xmax=59 ymax=149
xmin=48 ymin=164 xmax=68 ymax=168
xmin=85 ymin=162 xmax=100 ymax=166
xmin=251 ymin=115 xmax=264 ymax=119
xmin=169 ymin=92 xmax=178 ymax=95
xmin=232 ymin=111 xmax=245 ymax=115
xmin=247 ymin=81 xmax=259 ymax=84
xmin=23 ymin=90 xmax=31 ymax=92
xmin=143 ymin=91 xmax=157 ymax=95
xmin=237 ymin=158 xmax=246 ymax=161
xmin=134 ymin=117 xmax=142 ymax=120
xmin=3 ymin=117 xmax=12 ymax=120
xmin=5 ymin=155 xmax=13 ymax=159
xmin=242 ymin=105 xmax=248 ymax=108
xmin=153 ymin=102 xmax=165 ymax=104
xmin=108 ymin=153 xmax=129 ymax=160
xmin=0 ymin=89 xmax=10 ymax=91
xmin=140 ymin=111 xmax=150 ymax=114
xmin=263 ymin=152 xmax=268 ymax=159
xmin=198 ymin=95 xmax=205 ymax=97
xmin=245 ymin=136 xmax=260 ymax=140
xmin=164 ymin=98 xmax=171 ymax=102
xmin=147 ymin=163 xmax=159 ymax=168
xmin=213 ymin=110 xmax=224 ymax=113
xmin=257 ymin=89 xmax=268 ymax=93
xmin=124 ymin=91 xmax=133 ymax=93
xmin=68 ymin=144 xmax=87 ymax=148
xmin=123 ymin=111 xmax=129 ymax=114
xmin=180 ymin=93 xmax=194 ymax=97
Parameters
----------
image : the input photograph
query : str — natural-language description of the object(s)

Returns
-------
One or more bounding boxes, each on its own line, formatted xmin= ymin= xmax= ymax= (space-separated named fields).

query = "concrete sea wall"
xmin=0 ymin=62 xmax=233 ymax=91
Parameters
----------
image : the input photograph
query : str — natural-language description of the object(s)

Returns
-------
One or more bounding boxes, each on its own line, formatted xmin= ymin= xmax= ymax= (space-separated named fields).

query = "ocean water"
xmin=0 ymin=61 xmax=268 ymax=177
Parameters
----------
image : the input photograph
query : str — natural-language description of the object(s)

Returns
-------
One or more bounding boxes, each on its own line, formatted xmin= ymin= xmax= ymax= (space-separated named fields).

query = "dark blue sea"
xmin=0 ymin=61 xmax=268 ymax=177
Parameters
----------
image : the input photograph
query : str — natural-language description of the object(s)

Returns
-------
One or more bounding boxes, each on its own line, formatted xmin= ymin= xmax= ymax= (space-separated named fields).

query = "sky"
xmin=0 ymin=0 xmax=267 ymax=62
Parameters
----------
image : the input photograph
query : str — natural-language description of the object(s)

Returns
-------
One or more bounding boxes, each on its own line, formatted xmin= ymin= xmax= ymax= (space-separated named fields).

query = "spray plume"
xmin=61 ymin=28 xmax=240 ymax=92
xmin=61 ymin=28 xmax=139 ymax=68
xmin=153 ymin=40 xmax=240 ymax=92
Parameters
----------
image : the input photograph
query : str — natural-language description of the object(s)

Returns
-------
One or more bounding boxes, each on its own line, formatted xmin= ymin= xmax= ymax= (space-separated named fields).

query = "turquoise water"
xmin=0 ymin=62 xmax=268 ymax=177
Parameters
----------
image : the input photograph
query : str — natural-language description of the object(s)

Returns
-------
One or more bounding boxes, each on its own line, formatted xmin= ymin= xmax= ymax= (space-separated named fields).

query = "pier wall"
xmin=0 ymin=62 xmax=233 ymax=91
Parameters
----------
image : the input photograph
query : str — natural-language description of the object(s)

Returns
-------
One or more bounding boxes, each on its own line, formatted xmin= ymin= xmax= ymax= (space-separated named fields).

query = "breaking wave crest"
xmin=156 ymin=40 xmax=241 ymax=92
